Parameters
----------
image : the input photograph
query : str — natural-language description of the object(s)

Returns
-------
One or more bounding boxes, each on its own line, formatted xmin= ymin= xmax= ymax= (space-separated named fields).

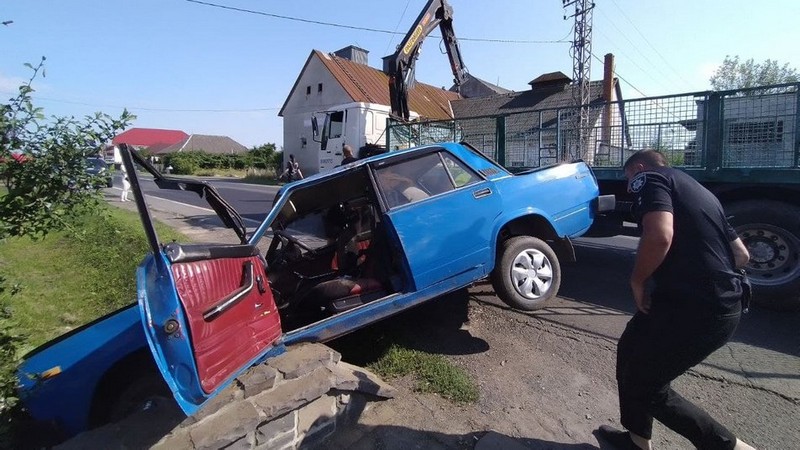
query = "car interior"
xmin=263 ymin=167 xmax=405 ymax=331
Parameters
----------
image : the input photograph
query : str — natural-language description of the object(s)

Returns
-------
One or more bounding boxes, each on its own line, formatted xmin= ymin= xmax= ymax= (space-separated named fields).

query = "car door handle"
xmin=472 ymin=188 xmax=492 ymax=199
xmin=203 ymin=261 xmax=255 ymax=321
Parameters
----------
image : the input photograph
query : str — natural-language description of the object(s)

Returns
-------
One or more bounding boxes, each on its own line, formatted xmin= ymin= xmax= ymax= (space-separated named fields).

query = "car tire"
xmin=491 ymin=236 xmax=561 ymax=311
xmin=106 ymin=178 xmax=113 ymax=188
xmin=90 ymin=361 xmax=176 ymax=429
xmin=106 ymin=372 xmax=175 ymax=424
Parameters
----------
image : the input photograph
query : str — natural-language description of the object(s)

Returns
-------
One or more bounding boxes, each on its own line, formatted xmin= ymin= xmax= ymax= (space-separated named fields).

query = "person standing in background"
xmin=120 ymin=163 xmax=131 ymax=202
xmin=340 ymin=145 xmax=358 ymax=165
xmin=280 ymin=154 xmax=303 ymax=181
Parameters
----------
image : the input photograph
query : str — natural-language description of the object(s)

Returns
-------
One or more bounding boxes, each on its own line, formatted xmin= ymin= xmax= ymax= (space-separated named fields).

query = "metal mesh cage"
xmin=720 ymin=86 xmax=798 ymax=168
xmin=387 ymin=84 xmax=799 ymax=171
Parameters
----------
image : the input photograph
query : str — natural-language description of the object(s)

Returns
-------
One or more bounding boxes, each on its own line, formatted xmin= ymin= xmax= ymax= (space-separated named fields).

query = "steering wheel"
xmin=273 ymin=230 xmax=313 ymax=253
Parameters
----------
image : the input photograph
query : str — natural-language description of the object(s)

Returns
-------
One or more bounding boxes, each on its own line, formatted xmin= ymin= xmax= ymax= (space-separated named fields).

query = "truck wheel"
xmin=725 ymin=200 xmax=800 ymax=311
xmin=491 ymin=236 xmax=561 ymax=310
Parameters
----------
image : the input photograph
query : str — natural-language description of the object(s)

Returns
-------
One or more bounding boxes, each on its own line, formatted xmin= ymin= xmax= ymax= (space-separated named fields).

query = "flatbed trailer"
xmin=387 ymin=82 xmax=800 ymax=309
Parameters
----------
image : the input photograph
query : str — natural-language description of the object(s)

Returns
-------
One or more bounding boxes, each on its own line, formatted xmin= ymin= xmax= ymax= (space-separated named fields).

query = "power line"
xmin=607 ymin=0 xmax=692 ymax=88
xmin=590 ymin=52 xmax=648 ymax=97
xmin=594 ymin=28 xmax=672 ymax=93
xmin=0 ymin=90 xmax=280 ymax=112
xmin=185 ymin=0 xmax=571 ymax=44
xmin=384 ymin=0 xmax=412 ymax=56
xmin=595 ymin=9 xmax=662 ymax=78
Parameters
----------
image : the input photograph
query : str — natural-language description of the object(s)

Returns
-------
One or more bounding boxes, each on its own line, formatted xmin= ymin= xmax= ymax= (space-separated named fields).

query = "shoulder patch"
xmin=629 ymin=172 xmax=647 ymax=193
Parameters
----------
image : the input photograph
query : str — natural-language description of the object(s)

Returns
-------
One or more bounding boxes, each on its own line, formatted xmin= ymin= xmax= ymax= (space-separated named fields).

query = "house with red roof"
xmin=112 ymin=128 xmax=189 ymax=153
xmin=104 ymin=128 xmax=190 ymax=163
xmin=279 ymin=45 xmax=461 ymax=175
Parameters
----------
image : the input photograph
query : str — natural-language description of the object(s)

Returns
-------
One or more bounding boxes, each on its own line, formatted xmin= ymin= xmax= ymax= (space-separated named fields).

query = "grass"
xmin=0 ymin=205 xmax=187 ymax=352
xmin=368 ymin=344 xmax=479 ymax=403
xmin=331 ymin=292 xmax=479 ymax=405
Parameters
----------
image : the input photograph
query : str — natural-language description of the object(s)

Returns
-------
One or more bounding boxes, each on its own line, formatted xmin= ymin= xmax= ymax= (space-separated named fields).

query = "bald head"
xmin=623 ymin=150 xmax=669 ymax=171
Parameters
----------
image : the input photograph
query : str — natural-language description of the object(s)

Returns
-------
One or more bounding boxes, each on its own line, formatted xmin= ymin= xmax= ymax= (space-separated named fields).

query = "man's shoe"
xmin=594 ymin=425 xmax=640 ymax=450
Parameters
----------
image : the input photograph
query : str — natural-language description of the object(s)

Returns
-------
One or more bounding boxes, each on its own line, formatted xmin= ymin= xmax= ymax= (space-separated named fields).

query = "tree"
xmin=249 ymin=143 xmax=278 ymax=170
xmin=0 ymin=58 xmax=133 ymax=433
xmin=710 ymin=55 xmax=798 ymax=91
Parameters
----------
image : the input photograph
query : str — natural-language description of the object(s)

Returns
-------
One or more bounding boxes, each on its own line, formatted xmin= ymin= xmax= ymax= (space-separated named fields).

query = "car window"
xmin=442 ymin=154 xmax=480 ymax=187
xmin=416 ymin=159 xmax=454 ymax=196
xmin=376 ymin=153 xmax=444 ymax=208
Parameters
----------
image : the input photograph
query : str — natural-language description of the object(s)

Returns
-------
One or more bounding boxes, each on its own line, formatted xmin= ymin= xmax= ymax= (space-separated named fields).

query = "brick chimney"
xmin=601 ymin=53 xmax=616 ymax=146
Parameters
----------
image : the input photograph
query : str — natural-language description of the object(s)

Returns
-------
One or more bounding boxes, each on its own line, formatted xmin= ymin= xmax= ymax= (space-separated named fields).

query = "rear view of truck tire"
xmin=725 ymin=199 xmax=800 ymax=311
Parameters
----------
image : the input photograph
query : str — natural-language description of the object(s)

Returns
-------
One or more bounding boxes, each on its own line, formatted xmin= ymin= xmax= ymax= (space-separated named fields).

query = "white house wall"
xmin=282 ymin=55 xmax=352 ymax=175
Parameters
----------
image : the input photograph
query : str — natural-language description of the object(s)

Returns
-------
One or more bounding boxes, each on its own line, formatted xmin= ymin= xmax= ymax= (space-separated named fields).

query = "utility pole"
xmin=563 ymin=0 xmax=594 ymax=161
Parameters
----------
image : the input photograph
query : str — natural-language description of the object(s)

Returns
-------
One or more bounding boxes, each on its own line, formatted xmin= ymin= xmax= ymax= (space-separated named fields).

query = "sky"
xmin=3 ymin=0 xmax=799 ymax=149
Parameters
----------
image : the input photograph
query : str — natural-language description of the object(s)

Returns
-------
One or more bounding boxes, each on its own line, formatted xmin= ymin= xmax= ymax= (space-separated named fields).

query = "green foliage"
xmin=1 ymin=58 xmax=135 ymax=240
xmin=166 ymin=151 xmax=202 ymax=174
xmin=0 ymin=276 xmax=24 ymax=440
xmin=0 ymin=58 xmax=133 ymax=437
xmin=1 ymin=206 xmax=188 ymax=349
xmin=161 ymin=144 xmax=281 ymax=176
xmin=368 ymin=345 xmax=478 ymax=403
xmin=249 ymin=143 xmax=279 ymax=170
xmin=710 ymin=55 xmax=799 ymax=92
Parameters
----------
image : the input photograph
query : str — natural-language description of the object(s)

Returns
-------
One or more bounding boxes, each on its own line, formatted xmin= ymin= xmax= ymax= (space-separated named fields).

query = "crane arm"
xmin=385 ymin=0 xmax=467 ymax=121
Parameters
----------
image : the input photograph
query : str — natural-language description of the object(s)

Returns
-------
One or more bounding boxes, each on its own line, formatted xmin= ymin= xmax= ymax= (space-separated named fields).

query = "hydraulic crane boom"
xmin=385 ymin=0 xmax=467 ymax=121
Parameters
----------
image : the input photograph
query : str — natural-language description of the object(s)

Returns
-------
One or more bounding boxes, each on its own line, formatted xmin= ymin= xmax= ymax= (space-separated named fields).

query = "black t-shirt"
xmin=630 ymin=167 xmax=742 ymax=310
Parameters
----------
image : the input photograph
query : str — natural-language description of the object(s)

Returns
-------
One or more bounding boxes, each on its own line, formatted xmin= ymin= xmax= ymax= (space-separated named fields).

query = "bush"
xmin=0 ymin=277 xmax=24 ymax=443
xmin=0 ymin=58 xmax=132 ymax=437
xmin=161 ymin=144 xmax=280 ymax=176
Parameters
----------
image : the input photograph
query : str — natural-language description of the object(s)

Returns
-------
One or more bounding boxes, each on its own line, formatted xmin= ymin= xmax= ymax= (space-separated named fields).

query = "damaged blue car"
xmin=18 ymin=141 xmax=612 ymax=437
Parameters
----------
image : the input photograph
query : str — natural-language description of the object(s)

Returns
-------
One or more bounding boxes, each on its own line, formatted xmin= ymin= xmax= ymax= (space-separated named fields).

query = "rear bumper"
xmin=593 ymin=194 xmax=616 ymax=213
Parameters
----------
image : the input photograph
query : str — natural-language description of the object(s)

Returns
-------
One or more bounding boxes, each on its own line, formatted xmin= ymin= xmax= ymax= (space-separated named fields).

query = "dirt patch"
xmin=326 ymin=285 xmax=797 ymax=449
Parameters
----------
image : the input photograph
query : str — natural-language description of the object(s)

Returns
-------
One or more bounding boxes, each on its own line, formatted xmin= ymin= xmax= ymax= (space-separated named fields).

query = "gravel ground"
xmin=325 ymin=285 xmax=799 ymax=450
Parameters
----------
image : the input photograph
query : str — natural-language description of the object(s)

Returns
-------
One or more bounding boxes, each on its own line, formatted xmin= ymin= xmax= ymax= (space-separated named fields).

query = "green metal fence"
xmin=387 ymin=83 xmax=800 ymax=173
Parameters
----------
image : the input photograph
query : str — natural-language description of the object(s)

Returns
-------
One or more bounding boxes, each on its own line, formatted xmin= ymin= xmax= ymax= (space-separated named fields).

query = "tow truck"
xmin=308 ymin=0 xmax=469 ymax=169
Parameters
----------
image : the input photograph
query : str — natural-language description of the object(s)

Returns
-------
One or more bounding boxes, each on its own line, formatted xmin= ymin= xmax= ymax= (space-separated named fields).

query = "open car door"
xmin=119 ymin=144 xmax=283 ymax=415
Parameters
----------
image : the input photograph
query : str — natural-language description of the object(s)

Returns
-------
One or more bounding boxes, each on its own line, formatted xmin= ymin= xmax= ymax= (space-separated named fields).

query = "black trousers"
xmin=616 ymin=301 xmax=740 ymax=450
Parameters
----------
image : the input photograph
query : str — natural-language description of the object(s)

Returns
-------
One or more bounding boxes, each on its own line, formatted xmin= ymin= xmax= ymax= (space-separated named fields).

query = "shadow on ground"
xmin=315 ymin=411 xmax=600 ymax=450
xmin=328 ymin=288 xmax=490 ymax=366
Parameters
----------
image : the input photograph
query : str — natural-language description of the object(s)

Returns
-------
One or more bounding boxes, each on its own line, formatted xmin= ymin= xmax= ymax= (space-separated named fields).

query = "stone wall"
xmin=57 ymin=343 xmax=395 ymax=450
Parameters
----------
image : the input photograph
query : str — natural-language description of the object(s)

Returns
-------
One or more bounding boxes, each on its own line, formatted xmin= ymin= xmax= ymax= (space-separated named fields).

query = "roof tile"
xmin=113 ymin=128 xmax=188 ymax=147
xmin=315 ymin=50 xmax=459 ymax=120
xmin=157 ymin=134 xmax=249 ymax=154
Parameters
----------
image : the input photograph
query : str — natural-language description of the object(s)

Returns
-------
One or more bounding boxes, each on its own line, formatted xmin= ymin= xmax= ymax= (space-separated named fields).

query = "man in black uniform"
xmin=595 ymin=150 xmax=754 ymax=450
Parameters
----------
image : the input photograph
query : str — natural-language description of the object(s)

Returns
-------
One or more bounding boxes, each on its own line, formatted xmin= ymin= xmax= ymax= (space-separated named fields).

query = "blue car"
xmin=18 ymin=141 xmax=612 ymax=437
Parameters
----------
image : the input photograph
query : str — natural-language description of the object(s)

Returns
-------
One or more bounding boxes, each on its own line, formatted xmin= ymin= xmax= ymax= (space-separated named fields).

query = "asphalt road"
xmin=120 ymin=173 xmax=280 ymax=225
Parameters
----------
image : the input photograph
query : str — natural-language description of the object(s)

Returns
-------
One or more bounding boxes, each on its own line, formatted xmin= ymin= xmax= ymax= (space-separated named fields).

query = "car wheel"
xmin=491 ymin=236 xmax=561 ymax=311
xmin=106 ymin=178 xmax=113 ymax=188
xmin=90 ymin=364 xmax=176 ymax=429
xmin=106 ymin=372 xmax=175 ymax=424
